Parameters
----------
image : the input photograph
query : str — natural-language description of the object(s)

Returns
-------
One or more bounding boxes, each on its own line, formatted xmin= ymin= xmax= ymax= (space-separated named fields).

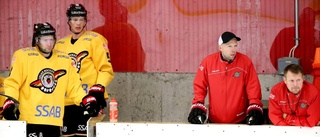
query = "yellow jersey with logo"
xmin=55 ymin=30 xmax=114 ymax=106
xmin=4 ymin=47 xmax=87 ymax=126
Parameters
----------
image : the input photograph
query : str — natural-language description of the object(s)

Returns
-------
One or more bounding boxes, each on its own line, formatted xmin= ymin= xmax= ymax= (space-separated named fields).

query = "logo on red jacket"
xmin=69 ymin=51 xmax=88 ymax=73
xmin=300 ymin=103 xmax=307 ymax=109
xmin=30 ymin=68 xmax=66 ymax=94
xmin=233 ymin=72 xmax=241 ymax=78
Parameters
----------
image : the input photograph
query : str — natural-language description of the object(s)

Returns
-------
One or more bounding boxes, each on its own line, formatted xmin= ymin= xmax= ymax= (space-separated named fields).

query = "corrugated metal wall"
xmin=0 ymin=0 xmax=319 ymax=73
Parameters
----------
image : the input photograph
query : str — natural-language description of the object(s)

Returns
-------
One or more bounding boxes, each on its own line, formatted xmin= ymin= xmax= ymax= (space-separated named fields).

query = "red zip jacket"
xmin=193 ymin=52 xmax=262 ymax=123
xmin=269 ymin=81 xmax=320 ymax=127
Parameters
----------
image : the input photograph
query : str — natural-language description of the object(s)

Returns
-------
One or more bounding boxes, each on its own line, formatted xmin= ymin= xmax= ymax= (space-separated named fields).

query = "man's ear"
xmin=218 ymin=45 xmax=222 ymax=51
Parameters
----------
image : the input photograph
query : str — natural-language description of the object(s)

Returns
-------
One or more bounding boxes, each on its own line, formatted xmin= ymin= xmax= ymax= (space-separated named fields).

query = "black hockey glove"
xmin=188 ymin=103 xmax=207 ymax=124
xmin=246 ymin=104 xmax=264 ymax=125
xmin=81 ymin=95 xmax=100 ymax=117
xmin=88 ymin=84 xmax=107 ymax=109
xmin=2 ymin=99 xmax=20 ymax=120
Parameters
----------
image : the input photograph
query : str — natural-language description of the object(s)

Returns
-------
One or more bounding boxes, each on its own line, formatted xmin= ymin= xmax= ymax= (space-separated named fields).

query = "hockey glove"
xmin=246 ymin=104 xmax=264 ymax=125
xmin=188 ymin=103 xmax=207 ymax=124
xmin=2 ymin=99 xmax=20 ymax=120
xmin=88 ymin=84 xmax=107 ymax=109
xmin=81 ymin=95 xmax=100 ymax=117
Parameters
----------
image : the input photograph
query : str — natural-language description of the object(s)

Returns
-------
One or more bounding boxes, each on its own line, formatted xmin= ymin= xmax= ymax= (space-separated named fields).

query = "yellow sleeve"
xmin=91 ymin=34 xmax=114 ymax=88
xmin=4 ymin=50 xmax=26 ymax=101
xmin=92 ymin=35 xmax=114 ymax=87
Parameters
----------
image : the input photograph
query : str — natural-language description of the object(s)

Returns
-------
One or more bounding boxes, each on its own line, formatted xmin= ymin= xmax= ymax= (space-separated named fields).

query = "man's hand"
xmin=246 ymin=104 xmax=264 ymax=125
xmin=283 ymin=113 xmax=287 ymax=119
xmin=88 ymin=84 xmax=107 ymax=109
xmin=2 ymin=99 xmax=20 ymax=120
xmin=188 ymin=103 xmax=207 ymax=124
xmin=81 ymin=95 xmax=100 ymax=117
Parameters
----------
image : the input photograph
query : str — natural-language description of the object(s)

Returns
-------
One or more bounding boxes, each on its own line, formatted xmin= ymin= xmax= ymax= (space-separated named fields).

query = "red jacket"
xmin=269 ymin=81 xmax=320 ymax=127
xmin=193 ymin=52 xmax=262 ymax=123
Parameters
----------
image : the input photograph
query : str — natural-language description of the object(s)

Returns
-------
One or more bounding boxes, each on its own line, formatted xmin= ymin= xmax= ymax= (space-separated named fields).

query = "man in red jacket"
xmin=188 ymin=31 xmax=264 ymax=125
xmin=269 ymin=64 xmax=320 ymax=127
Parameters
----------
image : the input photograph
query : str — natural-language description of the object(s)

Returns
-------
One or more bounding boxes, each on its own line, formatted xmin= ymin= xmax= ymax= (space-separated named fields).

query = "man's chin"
xmin=291 ymin=90 xmax=300 ymax=94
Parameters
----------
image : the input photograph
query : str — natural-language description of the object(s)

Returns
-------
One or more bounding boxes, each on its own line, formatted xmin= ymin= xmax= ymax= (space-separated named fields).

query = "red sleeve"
xmin=192 ymin=59 xmax=209 ymax=104
xmin=245 ymin=60 xmax=263 ymax=107
xmin=268 ymin=85 xmax=290 ymax=126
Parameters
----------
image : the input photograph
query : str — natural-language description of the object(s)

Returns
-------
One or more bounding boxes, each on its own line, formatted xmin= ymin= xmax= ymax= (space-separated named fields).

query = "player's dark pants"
xmin=62 ymin=105 xmax=90 ymax=136
xmin=27 ymin=124 xmax=61 ymax=137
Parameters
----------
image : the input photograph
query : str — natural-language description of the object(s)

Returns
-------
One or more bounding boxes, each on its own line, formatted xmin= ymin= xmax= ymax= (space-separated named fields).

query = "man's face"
xmin=219 ymin=38 xmax=238 ymax=61
xmin=38 ymin=35 xmax=55 ymax=53
xmin=284 ymin=71 xmax=304 ymax=94
xmin=68 ymin=16 xmax=86 ymax=34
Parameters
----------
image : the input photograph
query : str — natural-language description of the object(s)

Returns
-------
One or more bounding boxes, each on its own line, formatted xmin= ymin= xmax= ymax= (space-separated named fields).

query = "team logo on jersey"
xmin=69 ymin=51 xmax=88 ymax=73
xmin=233 ymin=72 xmax=241 ymax=78
xmin=30 ymin=68 xmax=66 ymax=94
xmin=300 ymin=103 xmax=307 ymax=109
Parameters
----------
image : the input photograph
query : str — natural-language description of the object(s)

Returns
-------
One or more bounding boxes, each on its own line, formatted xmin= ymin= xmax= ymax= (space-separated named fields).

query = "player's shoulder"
xmin=83 ymin=30 xmax=104 ymax=39
xmin=273 ymin=81 xmax=285 ymax=88
xmin=303 ymin=81 xmax=320 ymax=95
xmin=52 ymin=49 xmax=70 ymax=59
xmin=203 ymin=52 xmax=219 ymax=60
xmin=56 ymin=35 xmax=72 ymax=45
xmin=269 ymin=82 xmax=285 ymax=98
xmin=14 ymin=47 xmax=38 ymax=57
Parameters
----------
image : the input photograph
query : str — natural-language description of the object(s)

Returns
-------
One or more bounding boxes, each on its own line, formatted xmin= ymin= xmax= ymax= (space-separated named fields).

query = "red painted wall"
xmin=0 ymin=0 xmax=319 ymax=73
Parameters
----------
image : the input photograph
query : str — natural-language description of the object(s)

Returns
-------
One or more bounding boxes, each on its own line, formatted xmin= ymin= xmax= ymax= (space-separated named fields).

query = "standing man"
xmin=55 ymin=3 xmax=114 ymax=136
xmin=188 ymin=31 xmax=264 ymax=125
xmin=269 ymin=64 xmax=320 ymax=127
xmin=2 ymin=22 xmax=102 ymax=136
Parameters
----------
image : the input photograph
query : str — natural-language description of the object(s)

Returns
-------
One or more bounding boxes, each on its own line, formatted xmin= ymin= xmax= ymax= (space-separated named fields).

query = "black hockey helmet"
xmin=32 ymin=22 xmax=56 ymax=47
xmin=66 ymin=3 xmax=87 ymax=20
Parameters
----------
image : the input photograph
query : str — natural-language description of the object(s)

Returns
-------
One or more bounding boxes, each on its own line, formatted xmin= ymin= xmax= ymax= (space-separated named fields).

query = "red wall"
xmin=0 ymin=0 xmax=319 ymax=73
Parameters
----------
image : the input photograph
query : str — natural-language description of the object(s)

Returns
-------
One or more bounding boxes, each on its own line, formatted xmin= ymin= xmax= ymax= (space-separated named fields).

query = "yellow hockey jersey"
xmin=0 ymin=76 xmax=5 ymax=109
xmin=55 ymin=30 xmax=114 ymax=106
xmin=4 ymin=47 xmax=87 ymax=127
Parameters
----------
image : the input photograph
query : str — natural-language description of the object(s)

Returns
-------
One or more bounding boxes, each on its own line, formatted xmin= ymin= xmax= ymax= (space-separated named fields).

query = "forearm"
xmin=96 ymin=69 xmax=114 ymax=87
xmin=284 ymin=114 xmax=312 ymax=127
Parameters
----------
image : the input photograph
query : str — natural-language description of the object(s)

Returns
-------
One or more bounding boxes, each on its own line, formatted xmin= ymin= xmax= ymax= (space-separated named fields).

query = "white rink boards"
xmin=0 ymin=120 xmax=26 ymax=137
xmin=96 ymin=122 xmax=320 ymax=137
xmin=1 ymin=120 xmax=319 ymax=137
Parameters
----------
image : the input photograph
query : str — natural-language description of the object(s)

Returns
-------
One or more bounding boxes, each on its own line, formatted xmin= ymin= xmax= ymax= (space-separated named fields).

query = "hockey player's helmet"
xmin=32 ymin=22 xmax=56 ymax=46
xmin=66 ymin=4 xmax=87 ymax=20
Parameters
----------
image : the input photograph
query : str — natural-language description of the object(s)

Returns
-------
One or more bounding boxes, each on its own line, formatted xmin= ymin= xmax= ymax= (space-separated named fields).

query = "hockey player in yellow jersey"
xmin=0 ymin=76 xmax=5 ymax=119
xmin=2 ymin=22 xmax=104 ymax=137
xmin=55 ymin=3 xmax=114 ymax=136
